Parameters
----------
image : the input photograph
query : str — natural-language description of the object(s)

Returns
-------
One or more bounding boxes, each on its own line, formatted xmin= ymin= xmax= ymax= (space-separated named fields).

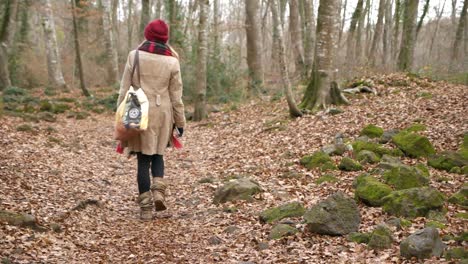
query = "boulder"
xmin=259 ymin=202 xmax=305 ymax=223
xmin=315 ymin=174 xmax=338 ymax=184
xmin=386 ymin=217 xmax=412 ymax=230
xmin=213 ymin=178 xmax=262 ymax=204
xmin=427 ymin=151 xmax=468 ymax=172
xmin=360 ymin=124 xmax=384 ymax=138
xmin=304 ymin=192 xmax=360 ymax=235
xmin=382 ymin=164 xmax=430 ymax=190
xmin=379 ymin=129 xmax=400 ymax=144
xmin=354 ymin=174 xmax=393 ymax=206
xmin=268 ymin=224 xmax=298 ymax=240
xmin=338 ymin=157 xmax=363 ymax=171
xmin=321 ymin=144 xmax=346 ymax=156
xmin=347 ymin=232 xmax=371 ymax=244
xmin=403 ymin=123 xmax=427 ymax=133
xmin=382 ymin=187 xmax=445 ymax=218
xmin=356 ymin=150 xmax=380 ymax=164
xmin=368 ymin=224 xmax=393 ymax=250
xmin=352 ymin=141 xmax=402 ymax=157
xmin=378 ymin=155 xmax=404 ymax=170
xmin=448 ymin=184 xmax=468 ymax=207
xmin=392 ymin=132 xmax=436 ymax=158
xmin=400 ymin=227 xmax=445 ymax=260
xmin=0 ymin=210 xmax=43 ymax=231
xmin=300 ymin=151 xmax=337 ymax=171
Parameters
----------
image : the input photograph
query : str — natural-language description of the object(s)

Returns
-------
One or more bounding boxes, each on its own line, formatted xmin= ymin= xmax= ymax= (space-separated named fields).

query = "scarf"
xmin=138 ymin=41 xmax=173 ymax=57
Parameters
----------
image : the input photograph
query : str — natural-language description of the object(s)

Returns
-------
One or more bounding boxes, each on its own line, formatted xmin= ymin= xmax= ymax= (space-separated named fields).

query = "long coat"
xmin=117 ymin=50 xmax=186 ymax=155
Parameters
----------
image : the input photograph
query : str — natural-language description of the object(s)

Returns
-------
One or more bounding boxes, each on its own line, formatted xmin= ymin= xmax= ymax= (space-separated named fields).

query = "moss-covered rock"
xmin=259 ymin=202 xmax=305 ymax=223
xmin=321 ymin=144 xmax=346 ymax=156
xmin=269 ymin=224 xmax=298 ymax=240
xmin=427 ymin=210 xmax=447 ymax=223
xmin=450 ymin=167 xmax=462 ymax=174
xmin=386 ymin=217 xmax=412 ymax=230
xmin=380 ymin=129 xmax=400 ymax=144
xmin=357 ymin=150 xmax=380 ymax=164
xmin=300 ymin=151 xmax=337 ymax=171
xmin=454 ymin=212 xmax=468 ymax=219
xmin=392 ymin=132 xmax=436 ymax=158
xmin=360 ymin=124 xmax=384 ymax=138
xmin=347 ymin=232 xmax=371 ymax=244
xmin=415 ymin=163 xmax=430 ymax=177
xmin=338 ymin=157 xmax=363 ymax=171
xmin=304 ymin=192 xmax=360 ymax=235
xmin=444 ymin=247 xmax=468 ymax=261
xmin=400 ymin=227 xmax=445 ymax=260
xmin=448 ymin=184 xmax=468 ymax=207
xmin=428 ymin=151 xmax=468 ymax=172
xmin=463 ymin=166 xmax=468 ymax=176
xmin=383 ymin=165 xmax=430 ymax=190
xmin=38 ymin=112 xmax=56 ymax=122
xmin=460 ymin=133 xmax=468 ymax=159
xmin=368 ymin=225 xmax=393 ymax=250
xmin=16 ymin=124 xmax=34 ymax=132
xmin=352 ymin=141 xmax=402 ymax=157
xmin=382 ymin=187 xmax=445 ymax=218
xmin=213 ymin=178 xmax=262 ymax=204
xmin=378 ymin=155 xmax=404 ymax=170
xmin=0 ymin=210 xmax=43 ymax=231
xmin=315 ymin=174 xmax=338 ymax=184
xmin=403 ymin=123 xmax=427 ymax=133
xmin=425 ymin=221 xmax=446 ymax=229
xmin=354 ymin=174 xmax=393 ymax=206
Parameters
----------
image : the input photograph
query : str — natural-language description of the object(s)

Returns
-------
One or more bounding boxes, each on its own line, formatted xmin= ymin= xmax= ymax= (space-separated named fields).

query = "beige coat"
xmin=117 ymin=50 xmax=185 ymax=155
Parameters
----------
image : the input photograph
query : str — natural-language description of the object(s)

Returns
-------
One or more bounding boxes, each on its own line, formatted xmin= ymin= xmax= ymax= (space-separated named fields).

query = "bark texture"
xmin=346 ymin=0 xmax=364 ymax=62
xmin=289 ymin=0 xmax=305 ymax=76
xmin=101 ymin=0 xmax=120 ymax=84
xmin=397 ymin=0 xmax=419 ymax=71
xmin=451 ymin=0 xmax=468 ymax=64
xmin=193 ymin=0 xmax=209 ymax=121
xmin=369 ymin=0 xmax=386 ymax=66
xmin=245 ymin=0 xmax=264 ymax=94
xmin=140 ymin=0 xmax=150 ymax=37
xmin=0 ymin=0 xmax=18 ymax=89
xmin=300 ymin=0 xmax=315 ymax=74
xmin=71 ymin=0 xmax=90 ymax=97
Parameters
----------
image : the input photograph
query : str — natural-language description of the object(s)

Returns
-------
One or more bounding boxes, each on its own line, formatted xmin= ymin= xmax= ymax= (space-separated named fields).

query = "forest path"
xmin=1 ymin=74 xmax=467 ymax=263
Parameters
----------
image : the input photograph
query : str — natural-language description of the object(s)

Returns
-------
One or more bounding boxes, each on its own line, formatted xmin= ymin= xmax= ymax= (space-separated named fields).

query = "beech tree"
xmin=0 ymin=0 xmax=18 ymax=89
xmin=245 ymin=0 xmax=264 ymax=94
xmin=193 ymin=0 xmax=209 ymax=121
xmin=100 ymin=0 xmax=119 ymax=84
xmin=289 ymin=0 xmax=305 ymax=76
xmin=71 ymin=0 xmax=90 ymax=97
xmin=451 ymin=0 xmax=467 ymax=65
xmin=397 ymin=0 xmax=419 ymax=71
xmin=346 ymin=0 xmax=364 ymax=62
xmin=369 ymin=0 xmax=386 ymax=66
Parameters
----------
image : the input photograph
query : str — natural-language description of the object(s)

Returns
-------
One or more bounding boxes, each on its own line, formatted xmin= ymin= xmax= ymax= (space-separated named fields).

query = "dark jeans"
xmin=137 ymin=153 xmax=164 ymax=194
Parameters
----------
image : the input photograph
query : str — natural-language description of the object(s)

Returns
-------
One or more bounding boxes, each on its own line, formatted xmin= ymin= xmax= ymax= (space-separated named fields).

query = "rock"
xmin=352 ymin=141 xmax=402 ymax=157
xmin=213 ymin=178 xmax=262 ymax=204
xmin=356 ymin=150 xmax=380 ymax=164
xmin=427 ymin=151 xmax=468 ymax=172
xmin=315 ymin=174 xmax=338 ymax=184
xmin=403 ymin=123 xmax=427 ymax=133
xmin=427 ymin=210 xmax=447 ymax=223
xmin=259 ymin=202 xmax=305 ymax=224
xmin=379 ymin=129 xmax=400 ymax=144
xmin=0 ymin=210 xmax=36 ymax=228
xmin=368 ymin=225 xmax=393 ymax=250
xmin=356 ymin=135 xmax=370 ymax=142
xmin=300 ymin=151 xmax=337 ymax=171
xmin=400 ymin=228 xmax=445 ymax=260
xmin=338 ymin=157 xmax=363 ymax=171
xmin=347 ymin=232 xmax=371 ymax=244
xmin=321 ymin=144 xmax=346 ymax=156
xmin=382 ymin=164 xmax=430 ymax=190
xmin=382 ymin=187 xmax=445 ymax=218
xmin=450 ymin=167 xmax=462 ymax=174
xmin=208 ymin=235 xmax=223 ymax=245
xmin=444 ymin=247 xmax=468 ymax=261
xmin=354 ymin=174 xmax=393 ymax=206
xmin=415 ymin=163 xmax=430 ymax=177
xmin=224 ymin=225 xmax=241 ymax=234
xmin=304 ymin=192 xmax=360 ymax=235
xmin=269 ymin=224 xmax=299 ymax=240
xmin=256 ymin=241 xmax=269 ymax=251
xmin=386 ymin=217 xmax=412 ymax=230
xmin=38 ymin=112 xmax=56 ymax=122
xmin=448 ymin=184 xmax=468 ymax=207
xmin=392 ymin=132 xmax=436 ymax=158
xmin=378 ymin=155 xmax=403 ymax=171
xmin=360 ymin=124 xmax=384 ymax=138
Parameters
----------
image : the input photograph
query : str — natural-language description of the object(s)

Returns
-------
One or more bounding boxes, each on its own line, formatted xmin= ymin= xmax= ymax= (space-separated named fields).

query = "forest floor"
xmin=0 ymin=73 xmax=467 ymax=263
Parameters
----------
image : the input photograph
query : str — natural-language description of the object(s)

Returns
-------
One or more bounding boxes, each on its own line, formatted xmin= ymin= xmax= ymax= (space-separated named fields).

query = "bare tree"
xmin=127 ymin=0 xmax=134 ymax=51
xmin=355 ymin=0 xmax=367 ymax=62
xmin=429 ymin=0 xmax=447 ymax=56
xmin=0 ymin=0 xmax=18 ymax=89
xmin=300 ymin=0 xmax=315 ymax=74
xmin=270 ymin=0 xmax=303 ymax=117
xmin=41 ymin=0 xmax=67 ymax=90
xmin=245 ymin=0 xmax=264 ymax=94
xmin=392 ymin=0 xmax=401 ymax=61
xmin=383 ymin=0 xmax=393 ymax=66
xmin=346 ymin=0 xmax=364 ymax=62
xmin=71 ymin=0 xmax=91 ymax=97
xmin=289 ymin=0 xmax=305 ymax=76
xmin=369 ymin=0 xmax=386 ymax=66
xmin=301 ymin=0 xmax=348 ymax=112
xmin=193 ymin=0 xmax=209 ymax=121
xmin=451 ymin=0 xmax=468 ymax=66
xmin=338 ymin=0 xmax=347 ymax=44
xmin=416 ymin=0 xmax=430 ymax=38
xmin=397 ymin=0 xmax=419 ymax=71
xmin=140 ymin=0 xmax=150 ymax=37
xmin=452 ymin=0 xmax=458 ymax=26
xmin=100 ymin=0 xmax=120 ymax=84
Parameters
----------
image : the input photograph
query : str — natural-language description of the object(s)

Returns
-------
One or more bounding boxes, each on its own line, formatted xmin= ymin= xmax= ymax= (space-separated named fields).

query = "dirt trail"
xmin=1 ymin=75 xmax=467 ymax=263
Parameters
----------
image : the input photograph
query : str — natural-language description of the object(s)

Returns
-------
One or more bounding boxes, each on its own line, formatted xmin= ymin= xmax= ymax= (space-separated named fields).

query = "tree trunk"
xmin=364 ymin=0 xmax=372 ymax=60
xmin=140 ymin=0 xmax=150 ymax=37
xmin=271 ymin=0 xmax=303 ymax=117
xmin=416 ymin=0 xmax=430 ymax=38
xmin=289 ymin=0 xmax=305 ymax=77
xmin=71 ymin=0 xmax=91 ymax=97
xmin=41 ymin=0 xmax=67 ymax=90
xmin=111 ymin=0 xmax=120 ymax=58
xmin=100 ymin=0 xmax=119 ymax=84
xmin=300 ymin=0 xmax=315 ymax=75
xmin=451 ymin=0 xmax=468 ymax=65
xmin=127 ymin=0 xmax=133 ymax=51
xmin=245 ymin=0 xmax=264 ymax=94
xmin=355 ymin=0 xmax=366 ymax=63
xmin=301 ymin=0 xmax=349 ymax=112
xmin=155 ymin=0 xmax=162 ymax=19
xmin=392 ymin=0 xmax=401 ymax=62
xmin=429 ymin=0 xmax=446 ymax=56
xmin=369 ymin=0 xmax=386 ymax=66
xmin=382 ymin=0 xmax=393 ymax=67
xmin=452 ymin=0 xmax=458 ymax=26
xmin=0 ymin=0 xmax=19 ymax=89
xmin=346 ymin=0 xmax=364 ymax=62
xmin=193 ymin=0 xmax=209 ymax=121
xmin=213 ymin=0 xmax=220 ymax=51
xmin=397 ymin=0 xmax=419 ymax=71
xmin=338 ymin=0 xmax=347 ymax=44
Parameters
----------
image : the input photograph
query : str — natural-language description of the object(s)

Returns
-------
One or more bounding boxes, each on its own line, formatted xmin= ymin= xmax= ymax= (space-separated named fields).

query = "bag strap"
xmin=130 ymin=50 xmax=141 ymax=90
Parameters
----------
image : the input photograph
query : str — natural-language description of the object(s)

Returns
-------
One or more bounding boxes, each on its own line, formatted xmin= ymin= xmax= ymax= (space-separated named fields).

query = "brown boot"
xmin=151 ymin=178 xmax=167 ymax=211
xmin=138 ymin=191 xmax=153 ymax=220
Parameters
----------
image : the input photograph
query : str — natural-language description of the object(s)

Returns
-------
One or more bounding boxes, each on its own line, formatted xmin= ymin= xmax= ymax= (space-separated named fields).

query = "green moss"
xmin=450 ymin=167 xmax=462 ymax=174
xmin=425 ymin=221 xmax=446 ymax=229
xmin=269 ymin=224 xmax=298 ymax=240
xmin=16 ymin=124 xmax=33 ymax=132
xmin=360 ymin=124 xmax=384 ymax=138
xmin=368 ymin=225 xmax=393 ymax=250
xmin=448 ymin=191 xmax=468 ymax=207
xmin=403 ymin=123 xmax=427 ymax=133
xmin=392 ymin=132 xmax=436 ymax=158
xmin=454 ymin=212 xmax=468 ymax=219
xmin=357 ymin=150 xmax=380 ymax=164
xmin=347 ymin=232 xmax=371 ymax=244
xmin=382 ymin=187 xmax=446 ymax=218
xmin=3 ymin=86 xmax=27 ymax=96
xmin=38 ymin=112 xmax=56 ymax=122
xmin=383 ymin=165 xmax=430 ymax=190
xmin=39 ymin=100 xmax=53 ymax=112
xmin=339 ymin=157 xmax=363 ymax=171
xmin=444 ymin=247 xmax=468 ymax=260
xmin=463 ymin=166 xmax=468 ymax=176
xmin=400 ymin=218 xmax=412 ymax=228
xmin=460 ymin=133 xmax=468 ymax=159
xmin=428 ymin=151 xmax=468 ymax=172
xmin=354 ymin=174 xmax=393 ymax=206
xmin=300 ymin=151 xmax=336 ymax=171
xmin=456 ymin=232 xmax=468 ymax=242
xmin=315 ymin=174 xmax=338 ymax=184
xmin=415 ymin=163 xmax=430 ymax=177
xmin=352 ymin=141 xmax=402 ymax=157
xmin=259 ymin=202 xmax=305 ymax=223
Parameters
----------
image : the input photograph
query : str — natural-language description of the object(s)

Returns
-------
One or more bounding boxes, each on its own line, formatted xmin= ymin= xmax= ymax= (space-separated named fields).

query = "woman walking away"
xmin=117 ymin=19 xmax=186 ymax=220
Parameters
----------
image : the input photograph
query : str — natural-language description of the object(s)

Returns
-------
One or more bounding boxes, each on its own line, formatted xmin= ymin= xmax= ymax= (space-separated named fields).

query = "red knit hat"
xmin=144 ymin=19 xmax=169 ymax=43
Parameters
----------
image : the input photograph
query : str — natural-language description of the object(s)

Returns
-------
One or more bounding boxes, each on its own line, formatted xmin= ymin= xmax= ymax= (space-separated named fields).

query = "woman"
xmin=117 ymin=19 xmax=186 ymax=220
